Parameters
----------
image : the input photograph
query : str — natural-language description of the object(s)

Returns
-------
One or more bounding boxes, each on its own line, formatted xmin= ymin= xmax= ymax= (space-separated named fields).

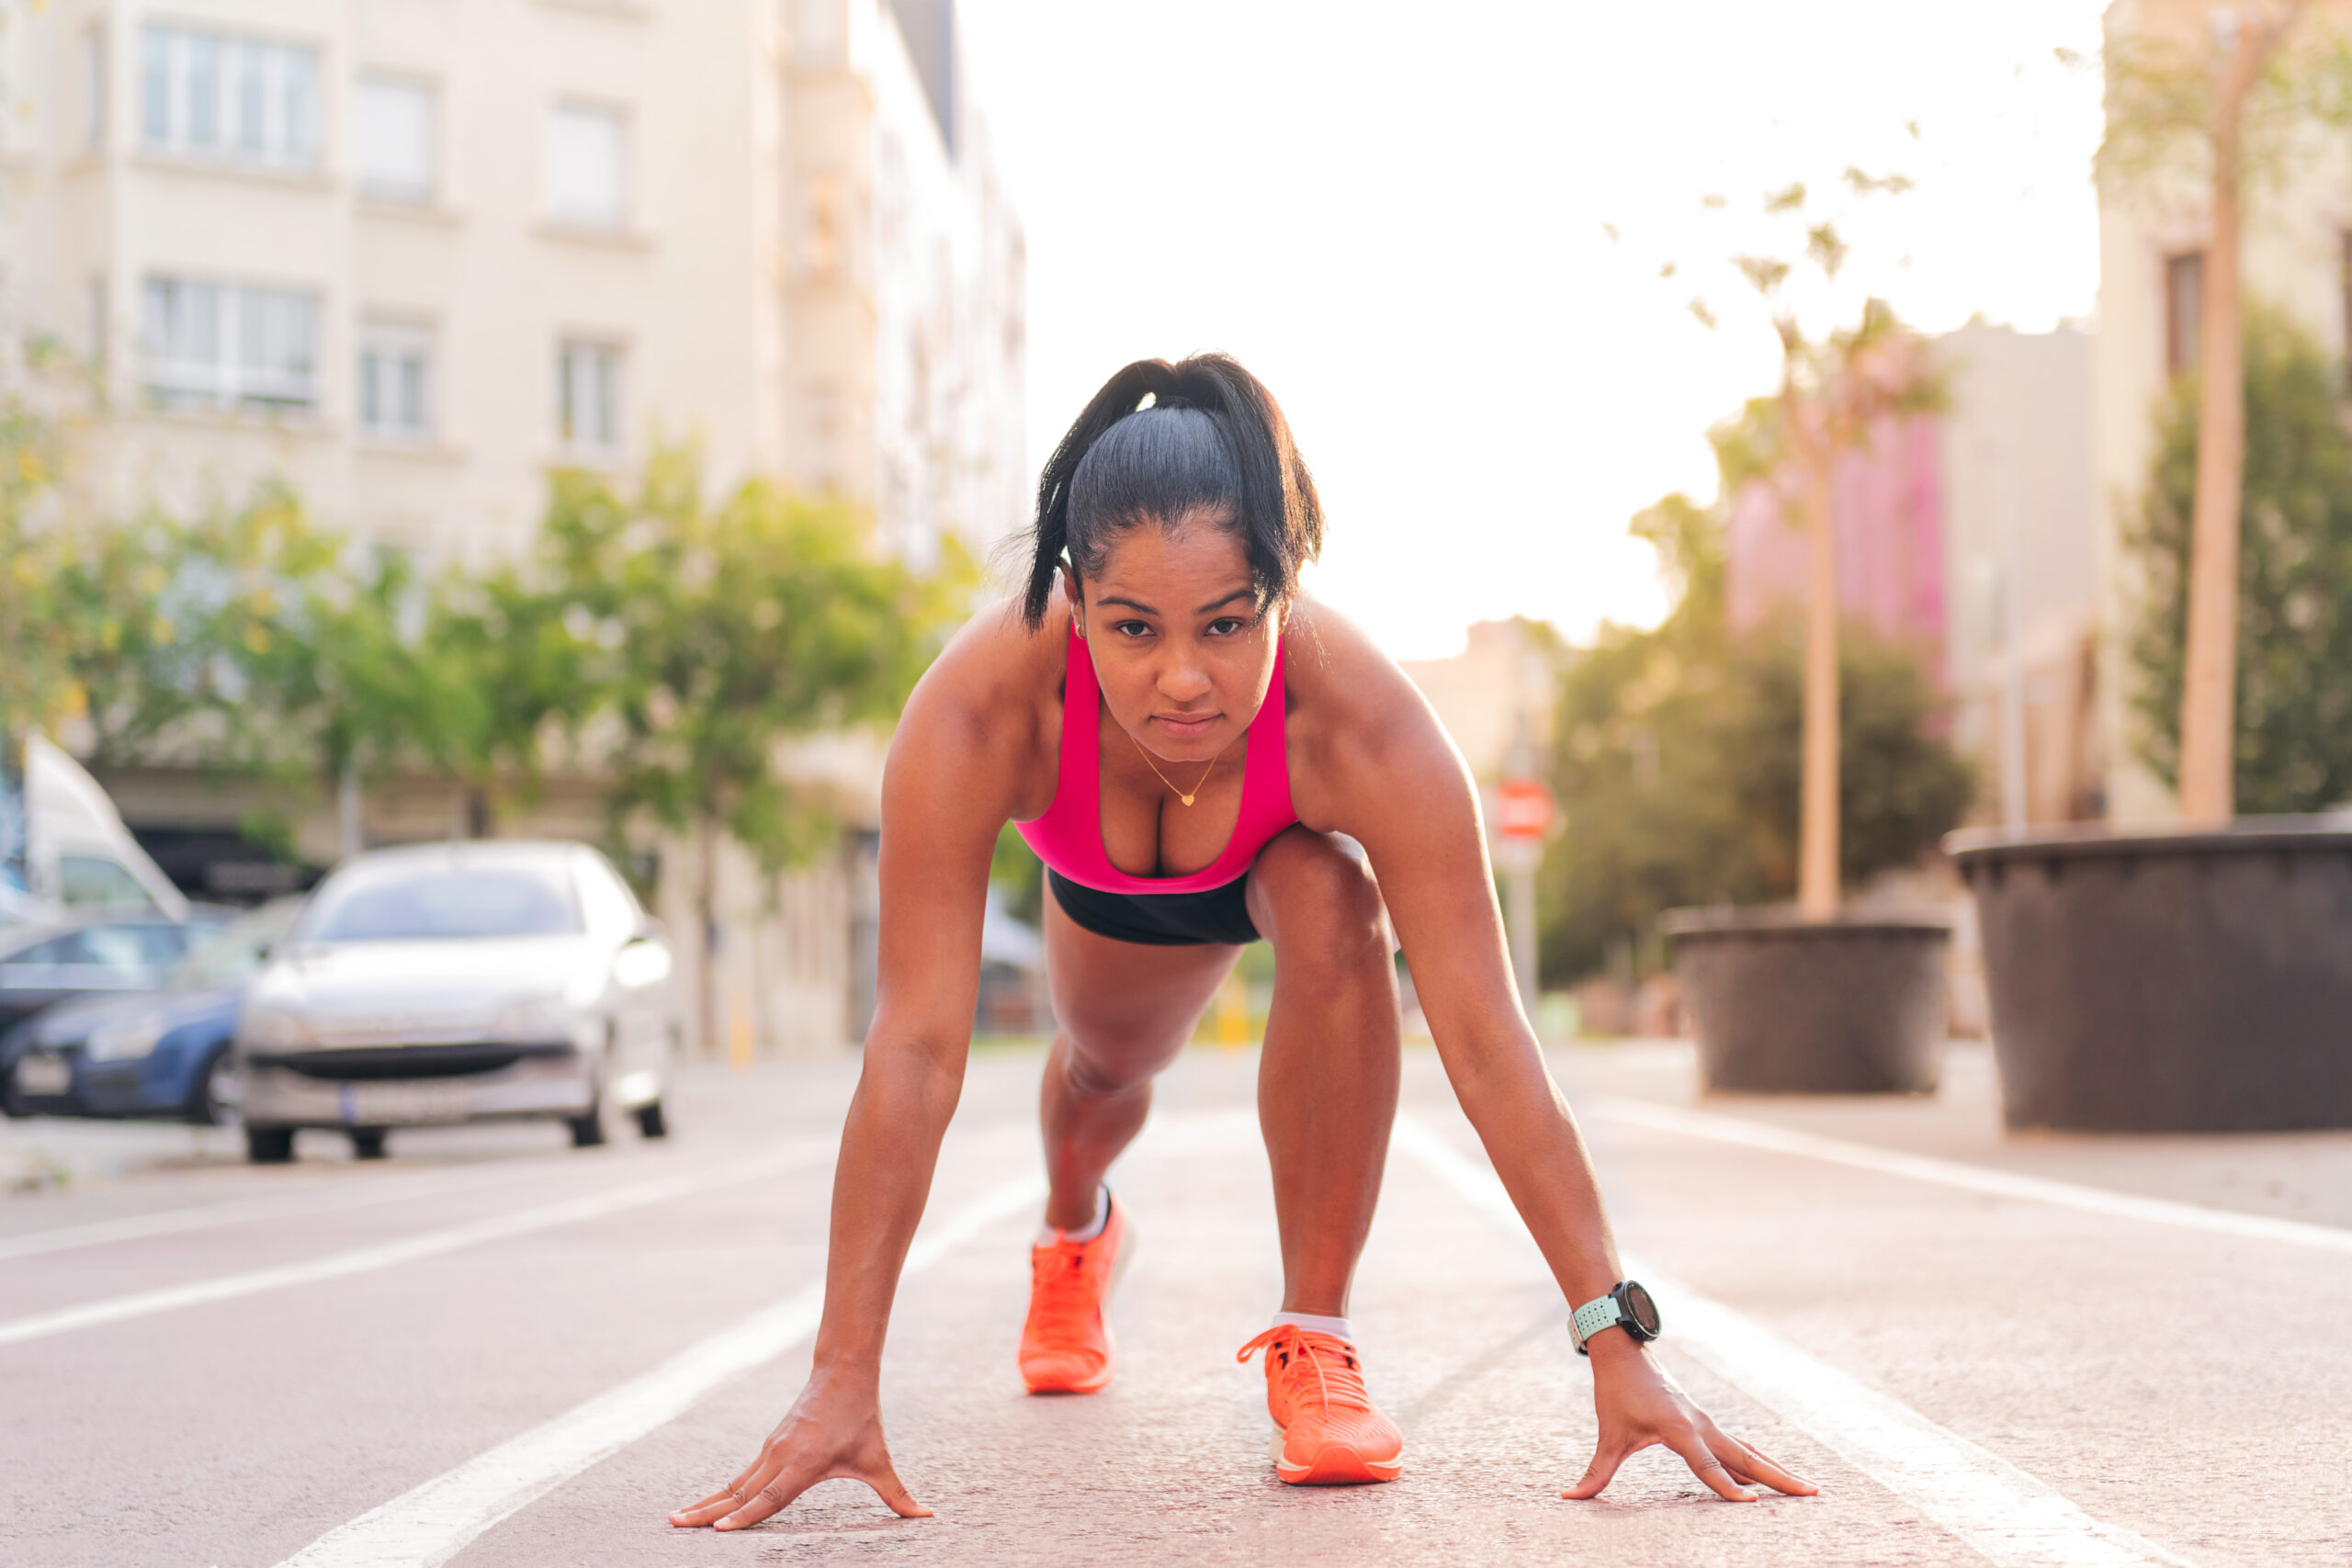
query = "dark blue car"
xmin=0 ymin=901 xmax=302 ymax=1124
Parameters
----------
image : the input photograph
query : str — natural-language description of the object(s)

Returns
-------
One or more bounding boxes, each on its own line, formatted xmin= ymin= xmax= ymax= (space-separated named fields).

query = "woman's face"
xmin=1067 ymin=518 xmax=1280 ymax=763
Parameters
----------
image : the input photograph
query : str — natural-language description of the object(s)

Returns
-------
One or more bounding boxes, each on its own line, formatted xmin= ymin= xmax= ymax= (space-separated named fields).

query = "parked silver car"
xmin=236 ymin=841 xmax=676 ymax=1163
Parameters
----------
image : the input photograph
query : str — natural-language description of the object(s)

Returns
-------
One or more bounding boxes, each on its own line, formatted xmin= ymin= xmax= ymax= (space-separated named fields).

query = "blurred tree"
xmin=1538 ymin=490 xmax=1970 ymax=986
xmin=67 ymin=483 xmax=343 ymax=771
xmin=1696 ymin=182 xmax=1943 ymax=918
xmin=2098 ymin=0 xmax=2352 ymax=821
xmin=531 ymin=446 xmax=973 ymax=1043
xmin=2128 ymin=305 xmax=2352 ymax=812
xmin=0 ymin=343 xmax=354 ymax=779
xmin=991 ymin=822 xmax=1046 ymax=926
xmin=242 ymin=543 xmax=468 ymax=829
xmin=0 ymin=354 xmax=81 ymax=742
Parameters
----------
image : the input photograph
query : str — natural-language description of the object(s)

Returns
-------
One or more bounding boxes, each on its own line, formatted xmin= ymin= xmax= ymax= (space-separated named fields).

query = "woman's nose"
xmin=1159 ymin=661 xmax=1213 ymax=704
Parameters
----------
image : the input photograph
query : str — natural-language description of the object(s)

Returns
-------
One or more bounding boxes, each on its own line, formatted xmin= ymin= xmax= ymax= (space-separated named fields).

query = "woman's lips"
xmin=1154 ymin=713 xmax=1220 ymax=740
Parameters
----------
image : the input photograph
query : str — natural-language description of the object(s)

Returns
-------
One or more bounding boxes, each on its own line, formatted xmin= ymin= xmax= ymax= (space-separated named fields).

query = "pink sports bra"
xmin=1017 ymin=624 xmax=1298 ymax=895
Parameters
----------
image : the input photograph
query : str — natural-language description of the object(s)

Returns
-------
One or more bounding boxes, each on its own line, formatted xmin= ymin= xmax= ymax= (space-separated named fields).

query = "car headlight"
xmin=240 ymin=1005 xmax=314 ymax=1051
xmin=85 ymin=1014 xmax=169 ymax=1063
xmin=492 ymin=996 xmax=576 ymax=1042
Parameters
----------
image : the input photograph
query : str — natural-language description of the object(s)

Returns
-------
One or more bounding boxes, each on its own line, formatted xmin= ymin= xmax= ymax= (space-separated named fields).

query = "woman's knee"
xmin=1252 ymin=831 xmax=1392 ymax=965
xmin=1053 ymin=1027 xmax=1183 ymax=1099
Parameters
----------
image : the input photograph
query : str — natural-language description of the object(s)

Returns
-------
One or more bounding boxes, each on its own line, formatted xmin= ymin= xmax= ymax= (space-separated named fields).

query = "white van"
xmin=1 ymin=734 xmax=189 ymax=926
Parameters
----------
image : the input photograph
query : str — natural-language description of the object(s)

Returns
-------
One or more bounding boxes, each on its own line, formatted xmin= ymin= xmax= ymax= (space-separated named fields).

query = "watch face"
xmin=1622 ymin=1281 xmax=1660 ymax=1337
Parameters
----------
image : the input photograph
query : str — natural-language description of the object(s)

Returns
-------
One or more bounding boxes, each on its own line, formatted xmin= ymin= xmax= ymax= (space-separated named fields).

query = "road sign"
xmin=1496 ymin=778 xmax=1553 ymax=840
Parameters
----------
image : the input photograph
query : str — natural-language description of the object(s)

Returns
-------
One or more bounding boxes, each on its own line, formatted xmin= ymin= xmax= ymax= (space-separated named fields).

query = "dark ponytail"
xmin=1017 ymin=353 xmax=1323 ymax=629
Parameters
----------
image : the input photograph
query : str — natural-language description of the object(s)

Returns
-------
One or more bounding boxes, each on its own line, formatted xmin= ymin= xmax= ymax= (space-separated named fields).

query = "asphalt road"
xmin=2 ymin=1039 xmax=2345 ymax=1567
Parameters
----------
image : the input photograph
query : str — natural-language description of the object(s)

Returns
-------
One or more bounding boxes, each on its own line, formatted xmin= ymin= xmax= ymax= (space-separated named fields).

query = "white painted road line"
xmin=1591 ymin=1098 xmax=2352 ymax=1257
xmin=0 ymin=1142 xmax=831 ymax=1349
xmin=0 ymin=1162 xmax=573 ymax=1265
xmin=1390 ymin=1113 xmax=2199 ymax=1568
xmin=273 ymin=1170 xmax=1048 ymax=1568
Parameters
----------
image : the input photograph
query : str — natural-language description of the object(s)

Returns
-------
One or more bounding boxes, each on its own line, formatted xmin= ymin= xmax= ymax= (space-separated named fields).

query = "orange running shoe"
xmin=1018 ymin=1195 xmax=1129 ymax=1394
xmin=1236 ymin=1325 xmax=1404 ymax=1483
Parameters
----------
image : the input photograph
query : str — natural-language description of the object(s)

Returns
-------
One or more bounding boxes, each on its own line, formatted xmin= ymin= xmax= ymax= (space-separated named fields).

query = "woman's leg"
xmin=1244 ymin=829 xmax=1403 ymax=1316
xmin=1037 ymin=892 xmax=1239 ymax=1229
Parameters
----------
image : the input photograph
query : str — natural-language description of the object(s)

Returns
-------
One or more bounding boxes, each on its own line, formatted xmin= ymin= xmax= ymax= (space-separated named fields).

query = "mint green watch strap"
xmin=1570 ymin=1292 xmax=1623 ymax=1349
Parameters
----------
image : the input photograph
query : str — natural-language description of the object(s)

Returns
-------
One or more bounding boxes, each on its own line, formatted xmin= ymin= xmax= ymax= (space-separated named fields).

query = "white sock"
xmin=1035 ymin=1185 xmax=1112 ymax=1247
xmin=1272 ymin=1311 xmax=1353 ymax=1340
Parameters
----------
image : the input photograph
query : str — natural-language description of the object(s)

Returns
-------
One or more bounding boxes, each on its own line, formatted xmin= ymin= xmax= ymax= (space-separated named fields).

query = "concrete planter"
xmin=1664 ymin=908 xmax=1951 ymax=1094
xmin=1950 ymin=819 xmax=2352 ymax=1133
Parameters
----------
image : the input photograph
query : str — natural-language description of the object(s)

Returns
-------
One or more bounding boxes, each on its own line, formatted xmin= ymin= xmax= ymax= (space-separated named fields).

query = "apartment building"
xmin=2094 ymin=0 xmax=2352 ymax=822
xmin=6 ymin=0 xmax=1021 ymax=560
xmin=2 ymin=0 xmax=1026 ymax=1052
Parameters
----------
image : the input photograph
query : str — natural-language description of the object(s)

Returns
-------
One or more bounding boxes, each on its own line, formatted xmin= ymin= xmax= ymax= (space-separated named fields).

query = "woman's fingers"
xmin=670 ymin=1452 xmax=788 ymax=1529
xmin=716 ymin=1463 xmax=819 ymax=1531
xmin=866 ymin=1460 xmax=933 ymax=1520
xmin=1663 ymin=1422 xmax=1757 ymax=1501
xmin=669 ymin=1478 xmax=766 ymax=1529
xmin=1705 ymin=1424 xmax=1816 ymax=1497
xmin=1558 ymin=1441 xmax=1629 ymax=1500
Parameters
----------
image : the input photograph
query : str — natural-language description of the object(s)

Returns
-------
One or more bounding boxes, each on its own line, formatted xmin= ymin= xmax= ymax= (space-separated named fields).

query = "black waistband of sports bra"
xmin=1046 ymin=869 xmax=1261 ymax=947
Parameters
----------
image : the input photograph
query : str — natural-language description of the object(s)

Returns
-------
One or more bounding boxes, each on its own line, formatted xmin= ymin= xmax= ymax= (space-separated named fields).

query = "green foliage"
xmin=1538 ymin=506 xmax=1972 ymax=985
xmin=0 ymin=346 xmax=90 ymax=740
xmin=530 ymin=446 xmax=974 ymax=873
xmin=0 ymin=354 xmax=359 ymax=773
xmin=2127 ymin=305 xmax=2352 ymax=811
xmin=992 ymin=821 xmax=1045 ymax=926
xmin=2098 ymin=15 xmax=2352 ymax=201
xmin=1 ymin=353 xmax=971 ymax=884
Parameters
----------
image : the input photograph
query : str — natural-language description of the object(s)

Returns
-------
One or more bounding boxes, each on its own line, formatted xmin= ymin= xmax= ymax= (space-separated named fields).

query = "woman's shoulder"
xmin=1282 ymin=597 xmax=1419 ymax=717
xmin=899 ymin=592 xmax=1071 ymax=753
xmin=1282 ymin=597 xmax=1459 ymax=794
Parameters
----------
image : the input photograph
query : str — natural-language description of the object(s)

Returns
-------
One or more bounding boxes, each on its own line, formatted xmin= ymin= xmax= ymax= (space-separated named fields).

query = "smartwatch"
xmin=1568 ymin=1280 xmax=1661 ymax=1356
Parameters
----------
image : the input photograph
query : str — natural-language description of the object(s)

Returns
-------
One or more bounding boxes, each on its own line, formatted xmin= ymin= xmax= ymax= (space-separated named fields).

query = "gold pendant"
xmin=1130 ymin=724 xmax=1226 ymax=806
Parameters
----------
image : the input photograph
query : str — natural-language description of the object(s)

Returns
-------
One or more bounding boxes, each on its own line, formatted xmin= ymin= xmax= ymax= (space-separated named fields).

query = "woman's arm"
xmin=1312 ymin=634 xmax=1814 ymax=1503
xmin=670 ymin=615 xmax=1039 ymax=1531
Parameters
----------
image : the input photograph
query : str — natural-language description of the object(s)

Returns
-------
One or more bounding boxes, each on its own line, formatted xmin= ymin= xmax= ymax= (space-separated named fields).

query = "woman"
xmin=670 ymin=355 xmax=1813 ymax=1526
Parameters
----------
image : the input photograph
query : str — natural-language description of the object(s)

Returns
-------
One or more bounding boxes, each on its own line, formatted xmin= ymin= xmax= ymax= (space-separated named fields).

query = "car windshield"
xmin=168 ymin=902 xmax=304 ymax=986
xmin=304 ymin=866 xmax=582 ymax=942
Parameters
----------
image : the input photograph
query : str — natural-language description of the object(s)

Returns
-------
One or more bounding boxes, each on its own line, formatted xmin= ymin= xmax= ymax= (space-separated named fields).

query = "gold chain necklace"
xmin=1128 ymin=726 xmax=1230 ymax=807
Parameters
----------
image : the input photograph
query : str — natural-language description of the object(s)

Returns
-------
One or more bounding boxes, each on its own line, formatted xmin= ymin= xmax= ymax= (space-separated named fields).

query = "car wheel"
xmin=635 ymin=1099 xmax=668 ymax=1139
xmin=187 ymin=1050 xmax=241 ymax=1127
xmin=245 ymin=1125 xmax=296 ymax=1164
xmin=567 ymin=1098 xmax=609 ymax=1148
xmin=348 ymin=1127 xmax=390 ymax=1160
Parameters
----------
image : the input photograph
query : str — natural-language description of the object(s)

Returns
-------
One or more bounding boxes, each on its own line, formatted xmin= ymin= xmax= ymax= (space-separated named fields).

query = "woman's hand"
xmin=1562 ymin=1333 xmax=1816 ymax=1502
xmin=667 ymin=1366 xmax=930 ymax=1530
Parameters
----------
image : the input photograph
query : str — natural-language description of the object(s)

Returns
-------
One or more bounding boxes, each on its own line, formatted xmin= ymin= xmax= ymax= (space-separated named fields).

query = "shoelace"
xmin=1236 ymin=1326 xmax=1374 ymax=1416
xmin=1026 ymin=1239 xmax=1103 ymax=1341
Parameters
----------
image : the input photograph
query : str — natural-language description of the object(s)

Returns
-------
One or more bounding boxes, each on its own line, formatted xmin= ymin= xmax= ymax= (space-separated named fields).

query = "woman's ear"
xmin=1060 ymin=565 xmax=1085 ymax=636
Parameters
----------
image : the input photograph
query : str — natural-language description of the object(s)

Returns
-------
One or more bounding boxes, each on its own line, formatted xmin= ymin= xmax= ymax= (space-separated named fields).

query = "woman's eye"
xmin=1207 ymin=618 xmax=1246 ymax=637
xmin=1113 ymin=620 xmax=1152 ymax=638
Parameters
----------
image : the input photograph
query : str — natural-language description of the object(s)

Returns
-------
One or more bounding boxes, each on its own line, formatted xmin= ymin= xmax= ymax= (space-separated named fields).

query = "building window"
xmin=557 ymin=339 xmax=624 ymax=452
xmin=139 ymin=24 xmax=319 ymax=169
xmin=83 ymin=26 xmax=107 ymax=149
xmin=2165 ymin=251 xmax=2203 ymax=377
xmin=355 ymin=75 xmax=435 ymax=202
xmin=141 ymin=277 xmax=319 ymax=414
xmin=358 ymin=321 xmax=433 ymax=440
xmin=546 ymin=103 xmax=627 ymax=229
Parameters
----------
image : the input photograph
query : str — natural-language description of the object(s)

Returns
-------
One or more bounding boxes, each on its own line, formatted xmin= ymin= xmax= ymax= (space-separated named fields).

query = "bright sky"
xmin=956 ymin=0 xmax=2110 ymax=659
